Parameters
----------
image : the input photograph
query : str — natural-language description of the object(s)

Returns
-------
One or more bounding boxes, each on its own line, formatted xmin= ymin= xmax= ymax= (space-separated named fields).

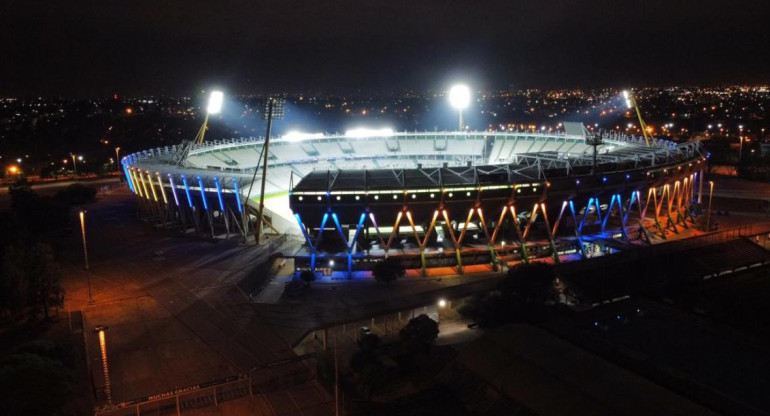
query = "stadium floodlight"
xmin=191 ymin=90 xmax=225 ymax=147
xmin=344 ymin=128 xmax=394 ymax=138
xmin=622 ymin=90 xmax=652 ymax=147
xmin=207 ymin=91 xmax=224 ymax=114
xmin=622 ymin=90 xmax=633 ymax=109
xmin=449 ymin=84 xmax=471 ymax=109
xmin=449 ymin=84 xmax=471 ymax=131
xmin=283 ymin=131 xmax=324 ymax=142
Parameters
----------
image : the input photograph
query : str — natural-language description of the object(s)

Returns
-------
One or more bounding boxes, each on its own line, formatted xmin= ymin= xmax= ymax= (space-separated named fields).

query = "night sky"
xmin=2 ymin=0 xmax=769 ymax=97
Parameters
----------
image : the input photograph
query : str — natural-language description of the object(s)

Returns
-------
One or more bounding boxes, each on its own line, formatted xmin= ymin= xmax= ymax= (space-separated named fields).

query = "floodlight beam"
xmin=207 ymin=91 xmax=224 ymax=115
xmin=449 ymin=84 xmax=471 ymax=131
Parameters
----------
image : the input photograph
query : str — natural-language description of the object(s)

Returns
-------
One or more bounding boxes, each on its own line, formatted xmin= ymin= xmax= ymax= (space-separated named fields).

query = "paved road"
xmin=62 ymin=188 xmax=492 ymax=411
xmin=0 ymin=176 xmax=121 ymax=195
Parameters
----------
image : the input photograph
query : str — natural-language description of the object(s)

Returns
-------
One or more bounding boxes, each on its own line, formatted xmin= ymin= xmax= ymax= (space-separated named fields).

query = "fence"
xmin=95 ymin=354 xmax=316 ymax=416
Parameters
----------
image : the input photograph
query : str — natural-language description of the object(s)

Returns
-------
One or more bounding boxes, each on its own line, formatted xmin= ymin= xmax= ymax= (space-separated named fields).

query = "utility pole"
xmin=79 ymin=210 xmax=93 ymax=304
xmin=334 ymin=328 xmax=339 ymax=416
xmin=586 ymin=131 xmax=604 ymax=175
xmin=255 ymin=97 xmax=285 ymax=245
xmin=706 ymin=181 xmax=714 ymax=231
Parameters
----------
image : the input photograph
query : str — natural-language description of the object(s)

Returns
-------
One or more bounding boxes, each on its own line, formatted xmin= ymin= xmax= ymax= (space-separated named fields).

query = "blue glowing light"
xmin=232 ymin=178 xmax=243 ymax=213
xmin=122 ymin=163 xmax=136 ymax=193
xmin=181 ymin=175 xmax=193 ymax=208
xmin=197 ymin=176 xmax=208 ymax=210
xmin=214 ymin=177 xmax=225 ymax=211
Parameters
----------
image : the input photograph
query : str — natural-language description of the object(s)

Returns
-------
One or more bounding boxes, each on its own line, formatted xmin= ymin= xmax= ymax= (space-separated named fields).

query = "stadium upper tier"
xmin=126 ymin=131 xmax=682 ymax=190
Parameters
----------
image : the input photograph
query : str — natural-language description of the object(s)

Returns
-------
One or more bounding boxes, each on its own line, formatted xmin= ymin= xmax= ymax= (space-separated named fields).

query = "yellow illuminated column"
xmin=706 ymin=181 xmax=714 ymax=231
xmin=79 ymin=211 xmax=93 ymax=303
xmin=98 ymin=329 xmax=112 ymax=403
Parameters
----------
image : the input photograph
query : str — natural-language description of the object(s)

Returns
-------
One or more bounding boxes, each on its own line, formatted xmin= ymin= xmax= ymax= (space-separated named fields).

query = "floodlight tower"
xmin=449 ymin=84 xmax=471 ymax=131
xmin=586 ymin=131 xmax=604 ymax=175
xmin=623 ymin=90 xmax=651 ymax=147
xmin=251 ymin=96 xmax=285 ymax=245
xmin=174 ymin=90 xmax=224 ymax=166
xmin=194 ymin=90 xmax=224 ymax=145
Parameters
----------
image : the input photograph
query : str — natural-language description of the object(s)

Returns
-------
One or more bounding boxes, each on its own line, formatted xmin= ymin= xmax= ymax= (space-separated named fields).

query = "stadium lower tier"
xmin=289 ymin=162 xmax=707 ymax=276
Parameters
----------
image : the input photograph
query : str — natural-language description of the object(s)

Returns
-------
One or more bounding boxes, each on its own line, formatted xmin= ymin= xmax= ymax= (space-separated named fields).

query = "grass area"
xmin=250 ymin=191 xmax=289 ymax=201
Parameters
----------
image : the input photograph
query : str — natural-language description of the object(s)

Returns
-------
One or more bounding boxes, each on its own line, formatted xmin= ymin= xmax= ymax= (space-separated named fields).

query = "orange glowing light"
xmin=125 ymin=107 xmax=133 ymax=115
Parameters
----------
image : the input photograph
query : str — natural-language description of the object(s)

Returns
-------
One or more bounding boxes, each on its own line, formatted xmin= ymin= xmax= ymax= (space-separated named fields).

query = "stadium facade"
xmin=122 ymin=125 xmax=707 ymax=275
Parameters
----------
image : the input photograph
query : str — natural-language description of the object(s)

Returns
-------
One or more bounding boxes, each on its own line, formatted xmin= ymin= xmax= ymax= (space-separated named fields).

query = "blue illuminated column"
xmin=122 ymin=162 xmax=135 ymax=192
xmin=330 ymin=212 xmax=367 ymax=277
xmin=196 ymin=176 xmax=209 ymax=210
xmin=181 ymin=175 xmax=193 ymax=208
xmin=214 ymin=177 xmax=225 ymax=211
xmin=295 ymin=212 xmax=329 ymax=273
xmin=232 ymin=178 xmax=243 ymax=213
xmin=568 ymin=200 xmax=587 ymax=258
xmin=197 ymin=176 xmax=214 ymax=236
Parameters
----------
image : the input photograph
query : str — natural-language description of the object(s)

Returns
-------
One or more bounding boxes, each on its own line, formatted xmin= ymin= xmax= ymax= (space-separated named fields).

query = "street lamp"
xmin=114 ymin=147 xmax=121 ymax=172
xmin=449 ymin=84 xmax=471 ymax=131
xmin=437 ymin=299 xmax=447 ymax=324
xmin=70 ymin=154 xmax=79 ymax=176
xmin=79 ymin=210 xmax=93 ymax=303
xmin=706 ymin=181 xmax=714 ymax=232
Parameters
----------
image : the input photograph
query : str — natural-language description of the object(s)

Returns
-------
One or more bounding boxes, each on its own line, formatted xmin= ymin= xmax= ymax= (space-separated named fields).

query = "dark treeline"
xmin=0 ymin=180 xmax=96 ymax=323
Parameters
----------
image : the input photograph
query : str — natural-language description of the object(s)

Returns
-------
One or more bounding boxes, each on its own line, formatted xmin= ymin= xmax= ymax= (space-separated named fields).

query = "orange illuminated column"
xmin=98 ymin=328 xmax=112 ymax=403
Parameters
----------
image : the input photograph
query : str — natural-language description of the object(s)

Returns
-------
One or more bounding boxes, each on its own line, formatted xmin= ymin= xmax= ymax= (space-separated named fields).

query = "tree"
xmin=499 ymin=262 xmax=556 ymax=301
xmin=0 ymin=243 xmax=63 ymax=321
xmin=400 ymin=314 xmax=439 ymax=353
xmin=9 ymin=189 xmax=70 ymax=237
xmin=25 ymin=243 xmax=64 ymax=320
xmin=357 ymin=332 xmax=381 ymax=355
xmin=0 ymin=245 xmax=28 ymax=319
xmin=372 ymin=256 xmax=405 ymax=284
xmin=54 ymin=183 xmax=97 ymax=206
xmin=356 ymin=358 xmax=387 ymax=400
xmin=299 ymin=270 xmax=316 ymax=286
xmin=0 ymin=351 xmax=74 ymax=416
xmin=476 ymin=262 xmax=556 ymax=326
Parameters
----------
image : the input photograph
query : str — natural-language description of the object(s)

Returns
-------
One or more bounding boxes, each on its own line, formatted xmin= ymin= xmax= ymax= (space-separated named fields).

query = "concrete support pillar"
xmin=698 ymin=168 xmax=705 ymax=204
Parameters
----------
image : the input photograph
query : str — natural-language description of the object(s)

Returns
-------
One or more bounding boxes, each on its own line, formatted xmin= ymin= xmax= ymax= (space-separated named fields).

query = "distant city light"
xmin=344 ymin=128 xmax=394 ymax=138
xmin=207 ymin=91 xmax=224 ymax=114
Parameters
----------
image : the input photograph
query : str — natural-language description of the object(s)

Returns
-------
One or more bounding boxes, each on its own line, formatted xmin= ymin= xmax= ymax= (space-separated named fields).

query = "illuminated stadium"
xmin=122 ymin=122 xmax=707 ymax=276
